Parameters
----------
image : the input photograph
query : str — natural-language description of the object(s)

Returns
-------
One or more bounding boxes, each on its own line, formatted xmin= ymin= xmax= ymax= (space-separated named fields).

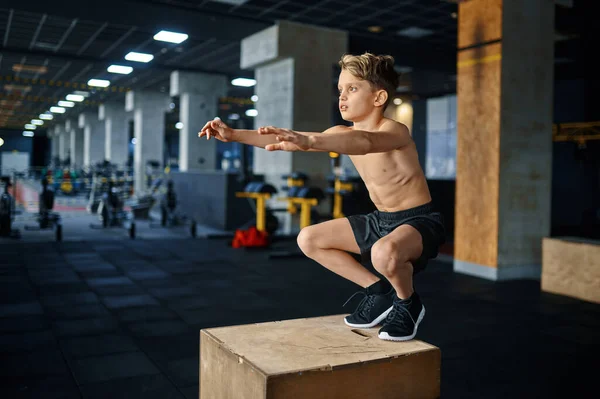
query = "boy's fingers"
xmin=213 ymin=120 xmax=226 ymax=127
xmin=266 ymin=144 xmax=281 ymax=151
xmin=201 ymin=121 xmax=212 ymax=131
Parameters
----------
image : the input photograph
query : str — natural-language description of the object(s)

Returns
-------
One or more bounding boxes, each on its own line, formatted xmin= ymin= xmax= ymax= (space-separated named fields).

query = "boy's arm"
xmin=232 ymin=125 xmax=349 ymax=150
xmin=229 ymin=129 xmax=279 ymax=149
xmin=308 ymin=121 xmax=412 ymax=155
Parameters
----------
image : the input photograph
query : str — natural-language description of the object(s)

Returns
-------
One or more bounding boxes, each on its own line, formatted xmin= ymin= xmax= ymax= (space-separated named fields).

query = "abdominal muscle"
xmin=350 ymin=147 xmax=432 ymax=212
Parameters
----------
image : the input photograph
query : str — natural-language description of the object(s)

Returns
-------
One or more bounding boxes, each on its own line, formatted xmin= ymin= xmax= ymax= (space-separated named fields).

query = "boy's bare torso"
xmin=340 ymin=119 xmax=432 ymax=212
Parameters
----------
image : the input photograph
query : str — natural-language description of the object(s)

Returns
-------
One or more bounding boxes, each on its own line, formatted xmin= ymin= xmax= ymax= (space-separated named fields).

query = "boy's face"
xmin=337 ymin=69 xmax=383 ymax=122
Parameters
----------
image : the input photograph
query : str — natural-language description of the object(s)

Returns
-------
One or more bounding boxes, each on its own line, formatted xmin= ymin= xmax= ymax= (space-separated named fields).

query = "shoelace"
xmin=343 ymin=291 xmax=375 ymax=318
xmin=384 ymin=302 xmax=416 ymax=329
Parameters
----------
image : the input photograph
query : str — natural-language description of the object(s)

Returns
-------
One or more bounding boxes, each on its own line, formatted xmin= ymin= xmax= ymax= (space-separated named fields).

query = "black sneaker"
xmin=378 ymin=292 xmax=425 ymax=341
xmin=343 ymin=281 xmax=394 ymax=329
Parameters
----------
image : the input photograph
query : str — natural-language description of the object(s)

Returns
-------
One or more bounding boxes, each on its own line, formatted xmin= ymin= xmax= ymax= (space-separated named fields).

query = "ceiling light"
xmin=0 ymin=138 xmax=4 ymax=147
xmin=73 ymin=91 xmax=90 ymax=97
xmin=24 ymin=124 xmax=36 ymax=130
xmin=393 ymin=98 xmax=403 ymax=106
xmin=12 ymin=64 xmax=48 ymax=74
xmin=231 ymin=78 xmax=256 ymax=87
xmin=228 ymin=114 xmax=240 ymax=120
xmin=245 ymin=109 xmax=258 ymax=117
xmin=251 ymin=95 xmax=258 ymax=102
xmin=88 ymin=79 xmax=110 ymax=87
xmin=4 ymin=84 xmax=32 ymax=93
xmin=66 ymin=94 xmax=85 ymax=102
xmin=153 ymin=30 xmax=189 ymax=44
xmin=368 ymin=26 xmax=383 ymax=33
xmin=40 ymin=113 xmax=53 ymax=120
xmin=108 ymin=65 xmax=134 ymax=74
xmin=23 ymin=131 xmax=35 ymax=137
xmin=396 ymin=27 xmax=434 ymax=39
xmin=125 ymin=52 xmax=154 ymax=63
xmin=175 ymin=122 xmax=184 ymax=129
xmin=50 ymin=106 xmax=66 ymax=114
xmin=31 ymin=119 xmax=44 ymax=125
xmin=58 ymin=101 xmax=75 ymax=108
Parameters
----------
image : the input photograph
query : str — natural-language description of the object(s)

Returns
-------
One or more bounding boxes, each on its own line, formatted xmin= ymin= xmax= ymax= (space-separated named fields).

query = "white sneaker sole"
xmin=344 ymin=306 xmax=393 ymax=329
xmin=378 ymin=306 xmax=426 ymax=342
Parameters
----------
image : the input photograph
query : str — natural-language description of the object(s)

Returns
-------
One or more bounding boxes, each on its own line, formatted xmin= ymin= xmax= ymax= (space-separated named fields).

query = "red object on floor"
xmin=231 ymin=226 xmax=269 ymax=248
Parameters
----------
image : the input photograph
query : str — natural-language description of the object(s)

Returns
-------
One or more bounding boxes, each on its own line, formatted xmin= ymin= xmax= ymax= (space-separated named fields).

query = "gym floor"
xmin=0 ymin=230 xmax=597 ymax=398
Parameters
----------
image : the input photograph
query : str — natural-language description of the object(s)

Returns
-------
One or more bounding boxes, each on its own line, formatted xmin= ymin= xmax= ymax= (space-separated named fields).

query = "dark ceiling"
xmin=0 ymin=0 xmax=589 ymax=132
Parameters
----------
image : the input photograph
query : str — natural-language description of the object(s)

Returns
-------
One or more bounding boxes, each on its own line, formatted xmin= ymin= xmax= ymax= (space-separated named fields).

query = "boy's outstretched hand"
xmin=198 ymin=118 xmax=234 ymax=142
xmin=258 ymin=126 xmax=311 ymax=152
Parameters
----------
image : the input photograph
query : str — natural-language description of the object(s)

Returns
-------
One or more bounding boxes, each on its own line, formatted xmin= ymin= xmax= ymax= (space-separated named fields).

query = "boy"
xmin=199 ymin=53 xmax=445 ymax=341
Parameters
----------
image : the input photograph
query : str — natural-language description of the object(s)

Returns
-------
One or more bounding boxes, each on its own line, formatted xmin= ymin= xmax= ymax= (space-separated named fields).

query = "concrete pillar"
xmin=170 ymin=71 xmax=227 ymax=171
xmin=48 ymin=127 xmax=59 ymax=164
xmin=79 ymin=111 xmax=105 ymax=168
xmin=125 ymin=91 xmax=169 ymax=194
xmin=454 ymin=0 xmax=554 ymax=280
xmin=241 ymin=20 xmax=348 ymax=192
xmin=57 ymin=125 xmax=71 ymax=165
xmin=66 ymin=119 xmax=84 ymax=168
xmin=99 ymin=102 xmax=130 ymax=168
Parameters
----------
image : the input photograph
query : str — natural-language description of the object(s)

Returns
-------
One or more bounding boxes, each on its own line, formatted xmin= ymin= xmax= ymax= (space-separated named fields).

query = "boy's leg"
xmin=370 ymin=224 xmax=423 ymax=299
xmin=297 ymin=217 xmax=380 ymax=288
xmin=370 ymin=224 xmax=426 ymax=341
xmin=297 ymin=217 xmax=395 ymax=328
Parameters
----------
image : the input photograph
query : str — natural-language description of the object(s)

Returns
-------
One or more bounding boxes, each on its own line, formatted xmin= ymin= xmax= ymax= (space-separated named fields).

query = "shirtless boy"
xmin=199 ymin=53 xmax=445 ymax=341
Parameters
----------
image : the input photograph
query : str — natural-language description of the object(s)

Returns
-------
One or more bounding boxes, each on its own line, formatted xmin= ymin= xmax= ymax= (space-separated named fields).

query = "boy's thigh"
xmin=302 ymin=217 xmax=361 ymax=254
xmin=346 ymin=212 xmax=382 ymax=260
xmin=405 ymin=216 xmax=446 ymax=272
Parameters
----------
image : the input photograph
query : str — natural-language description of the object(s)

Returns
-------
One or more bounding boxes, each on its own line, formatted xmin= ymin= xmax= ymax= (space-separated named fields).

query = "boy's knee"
xmin=371 ymin=239 xmax=412 ymax=276
xmin=297 ymin=226 xmax=318 ymax=254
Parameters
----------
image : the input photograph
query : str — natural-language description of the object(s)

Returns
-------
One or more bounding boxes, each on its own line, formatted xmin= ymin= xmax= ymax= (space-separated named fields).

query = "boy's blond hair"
xmin=338 ymin=52 xmax=399 ymax=109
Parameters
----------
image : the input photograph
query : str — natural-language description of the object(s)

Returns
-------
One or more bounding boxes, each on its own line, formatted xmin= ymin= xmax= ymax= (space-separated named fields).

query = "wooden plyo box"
xmin=200 ymin=315 xmax=440 ymax=399
xmin=542 ymin=237 xmax=600 ymax=304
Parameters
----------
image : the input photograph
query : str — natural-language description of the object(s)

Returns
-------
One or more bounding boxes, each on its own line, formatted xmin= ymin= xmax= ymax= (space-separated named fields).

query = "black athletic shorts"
xmin=347 ymin=202 xmax=445 ymax=274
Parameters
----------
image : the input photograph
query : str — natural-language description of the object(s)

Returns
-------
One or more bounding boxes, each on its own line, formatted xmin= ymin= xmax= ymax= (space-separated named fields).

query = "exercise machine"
xmin=23 ymin=178 xmax=63 ymax=241
xmin=0 ymin=176 xmax=20 ymax=239
xmin=149 ymin=179 xmax=197 ymax=237
xmin=90 ymin=180 xmax=136 ymax=238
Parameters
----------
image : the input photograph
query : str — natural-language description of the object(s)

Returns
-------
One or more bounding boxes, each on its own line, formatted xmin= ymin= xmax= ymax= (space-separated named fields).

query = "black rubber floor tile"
xmin=126 ymin=319 xmax=192 ymax=338
xmin=0 ymin=315 xmax=49 ymax=333
xmin=160 ymin=357 xmax=198 ymax=388
xmin=79 ymin=373 xmax=184 ymax=399
xmin=0 ymin=330 xmax=56 ymax=353
xmin=0 ymin=349 xmax=70 ymax=377
xmin=3 ymin=375 xmax=81 ymax=399
xmin=53 ymin=316 xmax=120 ymax=337
xmin=60 ymin=333 xmax=139 ymax=359
xmin=70 ymin=351 xmax=160 ymax=384
xmin=114 ymin=305 xmax=180 ymax=323
xmin=46 ymin=303 xmax=111 ymax=320
xmin=40 ymin=291 xmax=100 ymax=307
xmin=101 ymin=295 xmax=159 ymax=309
xmin=0 ymin=301 xmax=44 ymax=317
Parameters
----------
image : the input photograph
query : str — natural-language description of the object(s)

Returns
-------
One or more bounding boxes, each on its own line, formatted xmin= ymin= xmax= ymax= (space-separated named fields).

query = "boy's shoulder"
xmin=378 ymin=118 xmax=409 ymax=134
xmin=323 ymin=125 xmax=353 ymax=134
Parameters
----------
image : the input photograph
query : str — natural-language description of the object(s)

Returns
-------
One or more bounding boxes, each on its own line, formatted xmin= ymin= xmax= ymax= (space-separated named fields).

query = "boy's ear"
xmin=374 ymin=89 xmax=388 ymax=107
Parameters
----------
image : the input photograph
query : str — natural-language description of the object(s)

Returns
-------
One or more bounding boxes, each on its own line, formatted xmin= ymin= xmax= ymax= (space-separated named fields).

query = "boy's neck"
xmin=352 ymin=111 xmax=385 ymax=131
